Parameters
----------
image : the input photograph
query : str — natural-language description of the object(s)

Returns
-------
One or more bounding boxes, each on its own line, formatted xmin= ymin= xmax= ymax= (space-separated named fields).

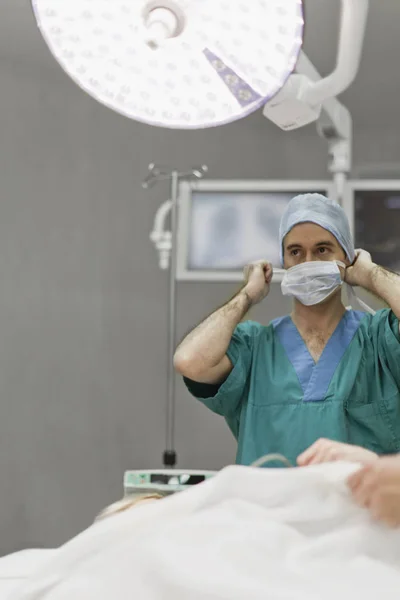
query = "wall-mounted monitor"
xmin=176 ymin=180 xmax=336 ymax=282
xmin=342 ymin=180 xmax=400 ymax=274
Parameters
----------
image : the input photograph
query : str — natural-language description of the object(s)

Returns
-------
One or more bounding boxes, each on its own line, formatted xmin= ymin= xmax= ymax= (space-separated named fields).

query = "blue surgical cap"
xmin=279 ymin=193 xmax=355 ymax=265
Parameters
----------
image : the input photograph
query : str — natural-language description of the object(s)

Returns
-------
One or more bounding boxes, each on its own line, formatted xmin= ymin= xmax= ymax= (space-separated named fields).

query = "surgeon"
xmin=174 ymin=193 xmax=400 ymax=466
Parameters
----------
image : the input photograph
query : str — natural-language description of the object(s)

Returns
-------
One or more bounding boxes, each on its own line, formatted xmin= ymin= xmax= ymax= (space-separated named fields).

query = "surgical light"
xmin=31 ymin=0 xmax=304 ymax=129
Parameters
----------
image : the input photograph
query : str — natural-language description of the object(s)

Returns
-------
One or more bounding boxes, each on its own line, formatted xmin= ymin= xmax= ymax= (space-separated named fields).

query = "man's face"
xmin=283 ymin=223 xmax=348 ymax=270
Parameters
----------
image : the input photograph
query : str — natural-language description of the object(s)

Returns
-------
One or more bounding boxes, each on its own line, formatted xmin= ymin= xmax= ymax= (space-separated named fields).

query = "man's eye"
xmin=318 ymin=247 xmax=327 ymax=254
xmin=291 ymin=249 xmax=299 ymax=256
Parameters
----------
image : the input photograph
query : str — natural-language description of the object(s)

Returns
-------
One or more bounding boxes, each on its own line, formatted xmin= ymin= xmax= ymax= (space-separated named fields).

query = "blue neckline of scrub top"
xmin=272 ymin=310 xmax=365 ymax=402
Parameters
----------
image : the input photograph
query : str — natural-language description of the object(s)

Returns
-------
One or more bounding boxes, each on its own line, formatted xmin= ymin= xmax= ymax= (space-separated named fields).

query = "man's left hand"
xmin=348 ymin=456 xmax=400 ymax=527
xmin=345 ymin=249 xmax=376 ymax=289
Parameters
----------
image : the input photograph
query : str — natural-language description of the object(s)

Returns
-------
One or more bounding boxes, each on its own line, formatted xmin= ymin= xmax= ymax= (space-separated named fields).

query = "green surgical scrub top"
xmin=184 ymin=309 xmax=400 ymax=466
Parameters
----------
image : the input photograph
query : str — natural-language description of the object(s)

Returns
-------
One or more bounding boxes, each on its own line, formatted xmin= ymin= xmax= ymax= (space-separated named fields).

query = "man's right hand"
xmin=174 ymin=260 xmax=272 ymax=384
xmin=243 ymin=260 xmax=273 ymax=306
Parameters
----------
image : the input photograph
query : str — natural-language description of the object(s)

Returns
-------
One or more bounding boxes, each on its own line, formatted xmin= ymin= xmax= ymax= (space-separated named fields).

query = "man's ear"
xmin=343 ymin=251 xmax=352 ymax=266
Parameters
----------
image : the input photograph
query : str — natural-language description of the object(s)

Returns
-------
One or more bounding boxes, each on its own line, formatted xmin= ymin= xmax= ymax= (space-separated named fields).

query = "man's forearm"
xmin=366 ymin=265 xmax=400 ymax=320
xmin=174 ymin=288 xmax=252 ymax=373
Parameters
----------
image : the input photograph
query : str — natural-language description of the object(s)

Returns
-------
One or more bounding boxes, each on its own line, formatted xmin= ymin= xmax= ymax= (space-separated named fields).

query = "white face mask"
xmin=281 ymin=260 xmax=346 ymax=306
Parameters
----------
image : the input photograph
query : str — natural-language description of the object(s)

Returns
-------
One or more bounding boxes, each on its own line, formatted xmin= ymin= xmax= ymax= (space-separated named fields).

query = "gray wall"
xmin=1 ymin=5 xmax=400 ymax=554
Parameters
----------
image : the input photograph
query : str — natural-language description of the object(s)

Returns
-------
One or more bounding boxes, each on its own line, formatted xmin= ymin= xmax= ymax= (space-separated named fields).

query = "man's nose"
xmin=303 ymin=251 xmax=317 ymax=263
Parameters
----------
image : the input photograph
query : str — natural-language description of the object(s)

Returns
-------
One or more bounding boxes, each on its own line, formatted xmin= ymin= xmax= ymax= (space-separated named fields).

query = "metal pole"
xmin=144 ymin=164 xmax=207 ymax=467
xmin=163 ymin=171 xmax=179 ymax=467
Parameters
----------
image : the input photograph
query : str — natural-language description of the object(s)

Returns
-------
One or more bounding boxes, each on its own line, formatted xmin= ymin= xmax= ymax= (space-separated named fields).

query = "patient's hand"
xmin=348 ymin=455 xmax=400 ymax=527
xmin=297 ymin=438 xmax=378 ymax=467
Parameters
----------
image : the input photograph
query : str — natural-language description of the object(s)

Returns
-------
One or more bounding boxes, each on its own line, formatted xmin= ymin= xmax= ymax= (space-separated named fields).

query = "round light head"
xmin=32 ymin=0 xmax=304 ymax=129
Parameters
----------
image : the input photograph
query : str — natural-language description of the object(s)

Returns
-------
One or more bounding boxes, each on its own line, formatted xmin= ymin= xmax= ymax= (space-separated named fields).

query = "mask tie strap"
xmin=346 ymin=283 xmax=376 ymax=315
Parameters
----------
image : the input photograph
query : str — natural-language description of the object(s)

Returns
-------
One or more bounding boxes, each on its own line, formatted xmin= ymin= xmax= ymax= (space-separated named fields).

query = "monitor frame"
xmin=342 ymin=179 xmax=400 ymax=242
xmin=176 ymin=179 xmax=337 ymax=282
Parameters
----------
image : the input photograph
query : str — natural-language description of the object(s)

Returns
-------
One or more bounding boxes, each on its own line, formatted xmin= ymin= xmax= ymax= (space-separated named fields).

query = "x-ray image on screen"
xmin=354 ymin=190 xmax=400 ymax=274
xmin=188 ymin=192 xmax=306 ymax=270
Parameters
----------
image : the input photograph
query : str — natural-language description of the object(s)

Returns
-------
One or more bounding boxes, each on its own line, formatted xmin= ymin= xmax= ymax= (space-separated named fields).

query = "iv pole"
xmin=143 ymin=164 xmax=208 ymax=468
